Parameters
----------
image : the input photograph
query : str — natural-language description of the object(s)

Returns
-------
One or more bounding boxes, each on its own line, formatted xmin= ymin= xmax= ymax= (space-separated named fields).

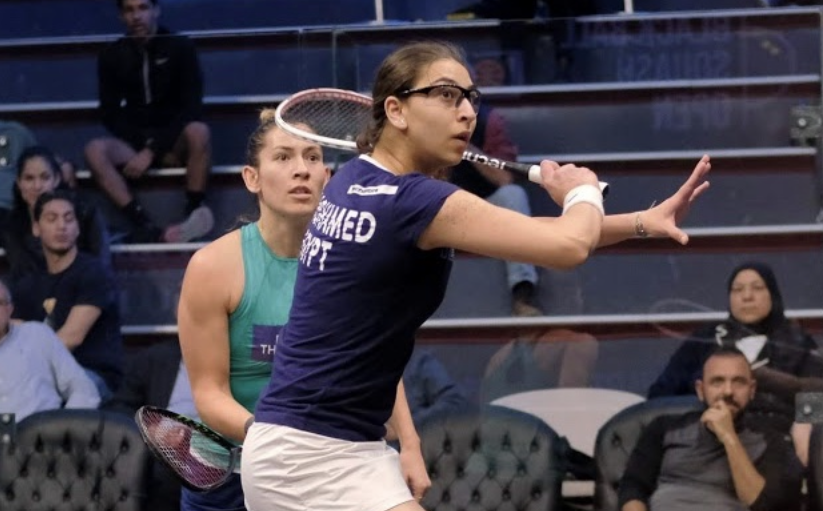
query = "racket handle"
xmin=527 ymin=164 xmax=610 ymax=196
xmin=461 ymin=151 xmax=608 ymax=196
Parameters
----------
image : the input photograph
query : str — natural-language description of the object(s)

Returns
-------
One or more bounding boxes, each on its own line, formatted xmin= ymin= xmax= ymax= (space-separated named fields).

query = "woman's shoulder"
xmin=188 ymin=230 xmax=242 ymax=273
xmin=692 ymin=321 xmax=726 ymax=338
xmin=15 ymin=321 xmax=62 ymax=346
xmin=676 ymin=324 xmax=724 ymax=352
xmin=694 ymin=318 xmax=766 ymax=342
xmin=328 ymin=157 xmax=457 ymax=205
xmin=771 ymin=319 xmax=818 ymax=347
xmin=183 ymin=231 xmax=245 ymax=309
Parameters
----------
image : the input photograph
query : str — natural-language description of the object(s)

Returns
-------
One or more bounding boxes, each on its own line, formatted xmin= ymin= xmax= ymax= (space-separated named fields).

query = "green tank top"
xmin=229 ymin=222 xmax=298 ymax=413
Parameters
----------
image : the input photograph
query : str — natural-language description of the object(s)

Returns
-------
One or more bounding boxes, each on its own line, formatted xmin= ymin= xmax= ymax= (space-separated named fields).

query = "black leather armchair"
xmin=0 ymin=409 xmax=150 ymax=511
xmin=593 ymin=395 xmax=701 ymax=511
xmin=419 ymin=405 xmax=568 ymax=511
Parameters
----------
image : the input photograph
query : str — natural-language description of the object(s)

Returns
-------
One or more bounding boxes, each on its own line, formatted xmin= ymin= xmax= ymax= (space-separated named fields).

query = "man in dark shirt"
xmin=618 ymin=346 xmax=802 ymax=511
xmin=84 ymin=0 xmax=212 ymax=243
xmin=12 ymin=190 xmax=124 ymax=401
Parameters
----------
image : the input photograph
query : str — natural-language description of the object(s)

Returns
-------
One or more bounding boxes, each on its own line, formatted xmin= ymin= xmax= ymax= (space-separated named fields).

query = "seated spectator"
xmin=480 ymin=327 xmax=599 ymax=403
xmin=648 ymin=261 xmax=822 ymax=434
xmin=448 ymin=101 xmax=543 ymax=316
xmin=3 ymin=146 xmax=110 ymax=286
xmin=402 ymin=348 xmax=471 ymax=428
xmin=385 ymin=348 xmax=470 ymax=442
xmin=0 ymin=119 xmax=37 ymax=230
xmin=619 ymin=346 xmax=803 ymax=511
xmin=480 ymin=327 xmax=599 ymax=479
xmin=84 ymin=0 xmax=213 ymax=243
xmin=11 ymin=190 xmax=124 ymax=401
xmin=0 ymin=278 xmax=100 ymax=422
xmin=106 ymin=339 xmax=194 ymax=511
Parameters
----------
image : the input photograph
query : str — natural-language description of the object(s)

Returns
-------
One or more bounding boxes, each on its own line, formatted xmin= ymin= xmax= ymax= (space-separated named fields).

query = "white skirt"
xmin=242 ymin=422 xmax=414 ymax=511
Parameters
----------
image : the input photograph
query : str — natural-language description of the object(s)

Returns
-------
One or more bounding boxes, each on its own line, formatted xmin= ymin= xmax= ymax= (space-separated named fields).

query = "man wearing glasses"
xmin=0 ymin=278 xmax=100 ymax=422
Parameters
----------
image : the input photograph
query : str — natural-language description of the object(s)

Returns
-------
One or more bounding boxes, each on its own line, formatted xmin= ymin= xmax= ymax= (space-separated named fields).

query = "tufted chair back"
xmin=419 ymin=405 xmax=567 ymax=511
xmin=0 ymin=409 xmax=150 ymax=511
xmin=593 ymin=395 xmax=701 ymax=511
xmin=0 ymin=413 xmax=15 ymax=447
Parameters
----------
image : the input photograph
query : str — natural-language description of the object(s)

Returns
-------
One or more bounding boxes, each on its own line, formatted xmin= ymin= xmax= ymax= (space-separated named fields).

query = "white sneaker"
xmin=163 ymin=205 xmax=214 ymax=243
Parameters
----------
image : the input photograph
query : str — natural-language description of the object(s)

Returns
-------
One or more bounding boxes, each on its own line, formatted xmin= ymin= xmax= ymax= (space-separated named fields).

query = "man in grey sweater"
xmin=618 ymin=346 xmax=802 ymax=511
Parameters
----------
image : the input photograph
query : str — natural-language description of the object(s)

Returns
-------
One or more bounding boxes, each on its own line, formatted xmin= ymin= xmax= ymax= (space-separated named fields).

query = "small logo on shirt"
xmin=347 ymin=184 xmax=398 ymax=196
xmin=251 ymin=325 xmax=282 ymax=362
xmin=155 ymin=58 xmax=169 ymax=65
xmin=42 ymin=298 xmax=57 ymax=329
xmin=441 ymin=248 xmax=455 ymax=261
xmin=42 ymin=298 xmax=56 ymax=315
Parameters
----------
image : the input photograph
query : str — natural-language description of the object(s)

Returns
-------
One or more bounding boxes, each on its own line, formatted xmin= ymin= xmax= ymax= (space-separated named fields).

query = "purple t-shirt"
xmin=255 ymin=156 xmax=459 ymax=441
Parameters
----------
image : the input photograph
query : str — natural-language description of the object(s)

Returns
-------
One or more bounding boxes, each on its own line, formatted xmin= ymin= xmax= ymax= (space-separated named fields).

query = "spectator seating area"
xmin=3 ymin=402 xmax=823 ymax=510
xmin=2 ymin=0 xmax=823 ymax=509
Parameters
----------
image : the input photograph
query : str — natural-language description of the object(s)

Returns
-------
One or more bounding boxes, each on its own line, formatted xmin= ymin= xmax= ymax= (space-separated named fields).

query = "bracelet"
xmin=562 ymin=184 xmax=604 ymax=216
xmin=634 ymin=212 xmax=649 ymax=238
xmin=244 ymin=416 xmax=254 ymax=435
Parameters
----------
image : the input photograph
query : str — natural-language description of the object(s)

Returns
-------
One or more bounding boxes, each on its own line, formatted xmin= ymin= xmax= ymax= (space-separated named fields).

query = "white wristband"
xmin=562 ymin=184 xmax=604 ymax=216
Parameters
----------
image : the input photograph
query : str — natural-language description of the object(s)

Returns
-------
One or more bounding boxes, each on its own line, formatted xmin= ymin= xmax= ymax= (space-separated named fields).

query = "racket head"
xmin=275 ymin=88 xmax=611 ymax=195
xmin=274 ymin=88 xmax=372 ymax=152
xmin=135 ymin=406 xmax=240 ymax=492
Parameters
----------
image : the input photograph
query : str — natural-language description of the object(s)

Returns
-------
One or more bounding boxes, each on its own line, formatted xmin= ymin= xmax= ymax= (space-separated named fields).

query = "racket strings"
xmin=139 ymin=409 xmax=232 ymax=489
xmin=280 ymin=96 xmax=371 ymax=144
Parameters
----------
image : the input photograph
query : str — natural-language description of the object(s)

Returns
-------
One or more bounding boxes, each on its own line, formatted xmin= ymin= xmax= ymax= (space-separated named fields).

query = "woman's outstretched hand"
xmin=641 ymin=154 xmax=711 ymax=244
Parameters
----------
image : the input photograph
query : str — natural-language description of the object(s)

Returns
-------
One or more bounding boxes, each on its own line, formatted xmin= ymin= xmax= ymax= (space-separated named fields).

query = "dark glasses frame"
xmin=396 ymin=84 xmax=482 ymax=113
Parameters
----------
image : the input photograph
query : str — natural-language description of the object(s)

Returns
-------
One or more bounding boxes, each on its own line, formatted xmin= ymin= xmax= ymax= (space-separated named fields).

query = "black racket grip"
xmin=462 ymin=151 xmax=609 ymax=196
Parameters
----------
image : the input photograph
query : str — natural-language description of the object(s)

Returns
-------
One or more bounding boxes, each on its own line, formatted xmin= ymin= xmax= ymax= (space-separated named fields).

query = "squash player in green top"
xmin=177 ymin=110 xmax=430 ymax=510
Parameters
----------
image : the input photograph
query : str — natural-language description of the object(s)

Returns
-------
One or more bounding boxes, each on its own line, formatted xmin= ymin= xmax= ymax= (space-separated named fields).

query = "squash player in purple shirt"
xmin=243 ymin=40 xmax=712 ymax=511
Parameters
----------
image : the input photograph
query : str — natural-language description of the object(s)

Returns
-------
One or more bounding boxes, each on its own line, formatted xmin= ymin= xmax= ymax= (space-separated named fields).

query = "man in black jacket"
xmin=619 ymin=347 xmax=802 ymax=511
xmin=84 ymin=0 xmax=213 ymax=243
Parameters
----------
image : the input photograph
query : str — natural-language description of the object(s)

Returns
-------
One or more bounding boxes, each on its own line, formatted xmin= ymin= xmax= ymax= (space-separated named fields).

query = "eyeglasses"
xmin=397 ymin=84 xmax=482 ymax=113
